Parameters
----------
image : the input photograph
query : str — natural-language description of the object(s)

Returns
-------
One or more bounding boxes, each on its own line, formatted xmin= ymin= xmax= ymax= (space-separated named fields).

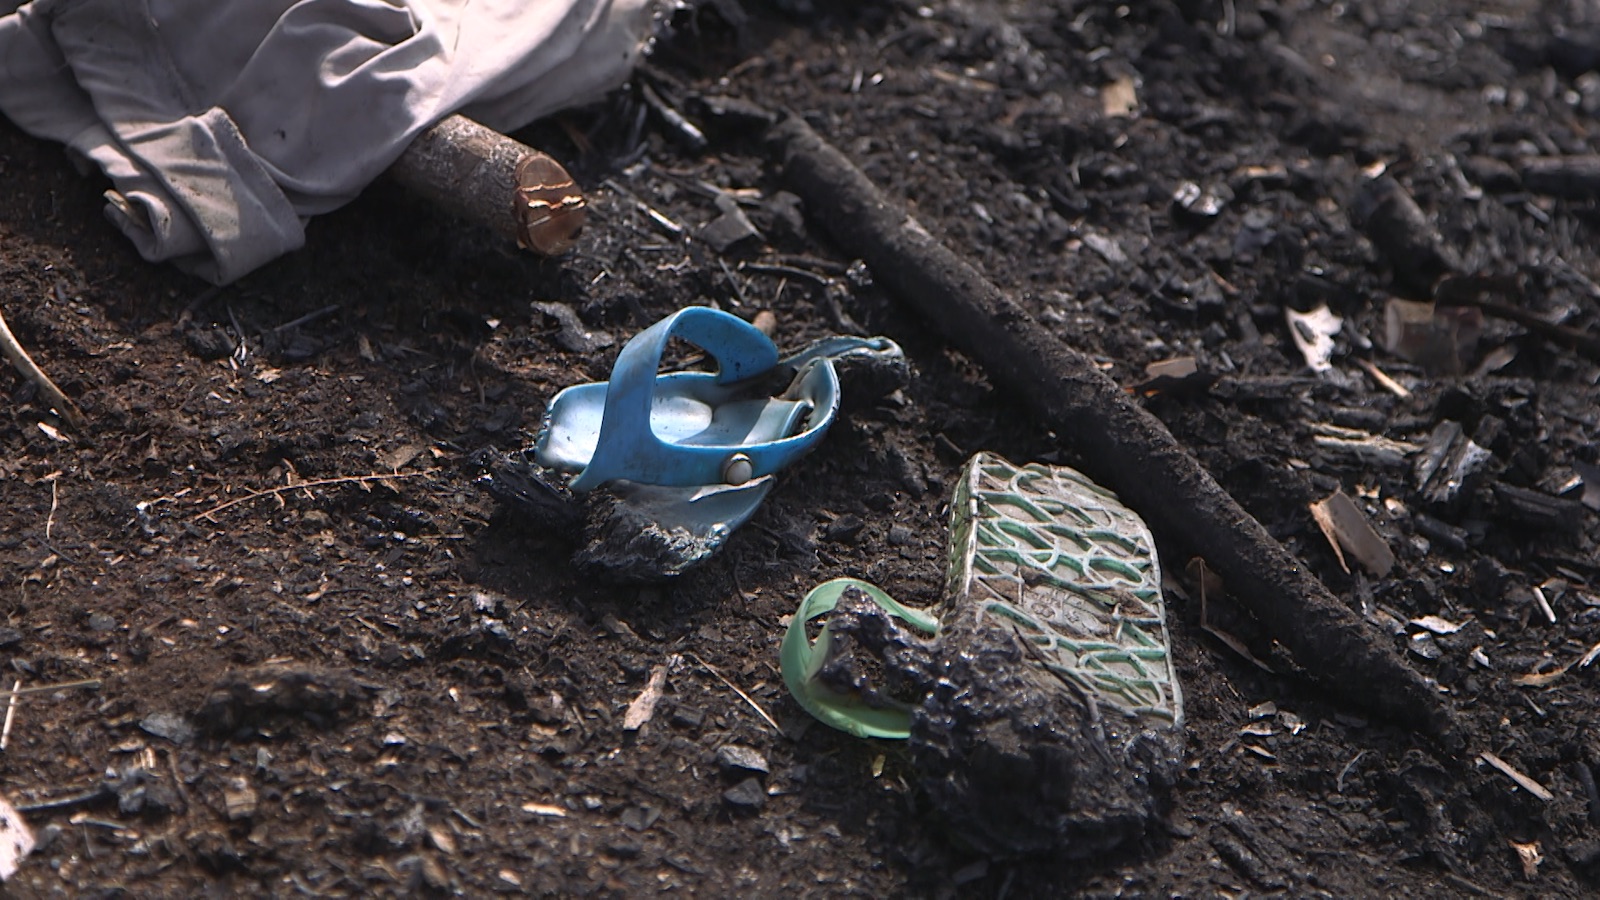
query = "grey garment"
xmin=0 ymin=0 xmax=661 ymax=284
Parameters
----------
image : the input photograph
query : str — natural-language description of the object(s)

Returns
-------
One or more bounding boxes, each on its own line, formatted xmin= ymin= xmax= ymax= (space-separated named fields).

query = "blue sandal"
xmin=536 ymin=306 xmax=852 ymax=490
xmin=529 ymin=306 xmax=902 ymax=579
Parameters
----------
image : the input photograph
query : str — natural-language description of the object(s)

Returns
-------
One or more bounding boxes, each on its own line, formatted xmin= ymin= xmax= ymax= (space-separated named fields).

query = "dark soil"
xmin=2 ymin=0 xmax=1599 ymax=895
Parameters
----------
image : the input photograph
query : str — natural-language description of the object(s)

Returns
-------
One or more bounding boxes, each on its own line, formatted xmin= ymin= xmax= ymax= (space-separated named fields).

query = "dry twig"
xmin=0 ymin=679 xmax=18 ymax=751
xmin=0 ymin=302 xmax=86 ymax=431
xmin=1480 ymin=751 xmax=1554 ymax=801
xmin=686 ymin=651 xmax=779 ymax=732
xmin=44 ymin=472 xmax=60 ymax=543
xmin=191 ymin=472 xmax=426 ymax=522
xmin=0 ymin=678 xmax=101 ymax=701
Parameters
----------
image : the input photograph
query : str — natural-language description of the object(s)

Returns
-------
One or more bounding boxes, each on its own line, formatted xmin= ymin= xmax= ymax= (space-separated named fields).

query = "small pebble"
xmin=223 ymin=778 xmax=257 ymax=821
xmin=620 ymin=805 xmax=660 ymax=832
xmin=722 ymin=778 xmax=765 ymax=810
xmin=822 ymin=515 xmax=866 ymax=543
xmin=715 ymin=744 xmax=769 ymax=776
xmin=139 ymin=712 xmax=197 ymax=746
xmin=34 ymin=824 xmax=63 ymax=853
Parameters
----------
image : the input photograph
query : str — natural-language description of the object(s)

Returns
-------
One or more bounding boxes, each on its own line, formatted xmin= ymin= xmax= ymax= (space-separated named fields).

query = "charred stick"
xmin=16 ymin=783 xmax=115 ymax=814
xmin=1577 ymin=761 xmax=1600 ymax=827
xmin=1435 ymin=281 xmax=1600 ymax=362
xmin=1471 ymin=296 xmax=1600 ymax=360
xmin=639 ymin=82 xmax=708 ymax=152
xmin=1520 ymin=155 xmax=1600 ymax=200
xmin=270 ymin=304 xmax=341 ymax=334
xmin=1356 ymin=175 xmax=1600 ymax=363
xmin=1351 ymin=175 xmax=1461 ymax=296
xmin=769 ymin=114 xmax=1453 ymax=736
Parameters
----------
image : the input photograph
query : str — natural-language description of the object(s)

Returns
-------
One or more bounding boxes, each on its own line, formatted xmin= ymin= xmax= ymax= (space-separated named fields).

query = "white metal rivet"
xmin=722 ymin=453 xmax=754 ymax=486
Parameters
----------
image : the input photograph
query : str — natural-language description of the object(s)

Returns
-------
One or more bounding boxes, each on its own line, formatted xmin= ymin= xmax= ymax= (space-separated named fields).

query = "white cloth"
xmin=0 ymin=0 xmax=661 ymax=283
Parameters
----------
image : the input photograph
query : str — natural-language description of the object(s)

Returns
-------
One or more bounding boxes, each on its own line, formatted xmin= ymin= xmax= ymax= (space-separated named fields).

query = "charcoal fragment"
xmin=1493 ymin=484 xmax=1585 ymax=534
xmin=722 ymin=777 xmax=765 ymax=810
xmin=531 ymin=301 xmax=613 ymax=354
xmin=1352 ymin=176 xmax=1461 ymax=295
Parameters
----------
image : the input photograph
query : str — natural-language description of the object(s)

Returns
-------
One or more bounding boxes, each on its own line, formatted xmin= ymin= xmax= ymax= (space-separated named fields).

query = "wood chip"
xmin=1309 ymin=491 xmax=1395 ymax=576
xmin=1511 ymin=840 xmax=1542 ymax=879
xmin=1511 ymin=662 xmax=1573 ymax=688
xmin=427 ymin=823 xmax=457 ymax=855
xmin=378 ymin=443 xmax=426 ymax=472
xmin=1187 ymin=558 xmax=1277 ymax=673
xmin=520 ymin=802 xmax=568 ymax=818
xmin=1514 ymin=639 xmax=1600 ymax=685
xmin=1203 ymin=620 xmax=1276 ymax=673
xmin=1409 ymin=615 xmax=1464 ymax=635
xmin=1286 ymin=305 xmax=1342 ymax=373
xmin=1479 ymin=751 xmax=1553 ymax=801
xmin=0 ymin=793 xmax=34 ymax=881
xmin=1310 ymin=432 xmax=1419 ymax=468
xmin=1473 ymin=344 xmax=1518 ymax=376
xmin=1144 ymin=356 xmax=1198 ymax=380
xmin=1102 ymin=74 xmax=1139 ymax=117
xmin=1580 ymin=641 xmax=1600 ymax=669
xmin=622 ymin=663 xmax=670 ymax=732
xmin=223 ymin=778 xmax=257 ymax=821
xmin=1382 ymin=297 xmax=1480 ymax=374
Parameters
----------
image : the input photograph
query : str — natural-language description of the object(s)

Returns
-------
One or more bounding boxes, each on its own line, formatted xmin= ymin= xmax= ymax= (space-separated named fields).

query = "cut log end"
xmin=388 ymin=114 xmax=587 ymax=258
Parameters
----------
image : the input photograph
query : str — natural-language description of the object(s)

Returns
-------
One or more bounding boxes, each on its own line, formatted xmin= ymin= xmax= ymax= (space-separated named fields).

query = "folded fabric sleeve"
xmin=0 ymin=0 xmax=662 ymax=283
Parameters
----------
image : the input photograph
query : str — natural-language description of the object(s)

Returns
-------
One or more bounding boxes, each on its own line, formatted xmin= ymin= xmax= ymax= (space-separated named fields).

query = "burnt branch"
xmin=768 ymin=114 xmax=1454 ymax=739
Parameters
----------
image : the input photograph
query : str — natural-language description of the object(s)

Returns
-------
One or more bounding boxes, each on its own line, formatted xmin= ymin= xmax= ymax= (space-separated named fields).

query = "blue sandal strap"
xmin=561 ymin=307 xmax=839 ymax=492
